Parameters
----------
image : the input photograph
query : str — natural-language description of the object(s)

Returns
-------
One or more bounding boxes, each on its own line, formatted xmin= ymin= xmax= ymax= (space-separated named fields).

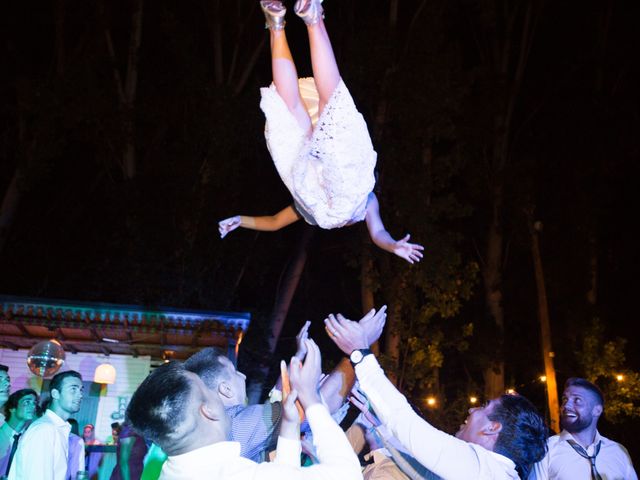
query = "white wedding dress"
xmin=260 ymin=77 xmax=377 ymax=229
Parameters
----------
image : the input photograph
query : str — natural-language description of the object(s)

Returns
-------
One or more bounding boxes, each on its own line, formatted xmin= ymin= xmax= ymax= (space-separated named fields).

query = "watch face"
xmin=350 ymin=350 xmax=364 ymax=363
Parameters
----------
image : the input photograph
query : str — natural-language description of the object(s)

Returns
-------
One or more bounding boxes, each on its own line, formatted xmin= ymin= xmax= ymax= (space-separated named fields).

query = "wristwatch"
xmin=349 ymin=348 xmax=372 ymax=366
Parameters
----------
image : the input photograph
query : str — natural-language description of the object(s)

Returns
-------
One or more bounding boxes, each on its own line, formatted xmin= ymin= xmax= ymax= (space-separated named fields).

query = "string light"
xmin=506 ymin=388 xmax=516 ymax=395
xmin=539 ymin=375 xmax=547 ymax=382
xmin=426 ymin=396 xmax=437 ymax=407
xmin=616 ymin=374 xmax=624 ymax=382
xmin=469 ymin=396 xmax=478 ymax=404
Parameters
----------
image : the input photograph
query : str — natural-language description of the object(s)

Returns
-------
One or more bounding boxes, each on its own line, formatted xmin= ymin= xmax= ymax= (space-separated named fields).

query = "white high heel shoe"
xmin=294 ymin=0 xmax=324 ymax=26
xmin=260 ymin=0 xmax=286 ymax=30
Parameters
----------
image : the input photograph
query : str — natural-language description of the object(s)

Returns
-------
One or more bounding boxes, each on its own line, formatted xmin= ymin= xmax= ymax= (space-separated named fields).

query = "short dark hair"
xmin=4 ymin=389 xmax=38 ymax=421
xmin=50 ymin=370 xmax=82 ymax=396
xmin=184 ymin=347 xmax=230 ymax=390
xmin=126 ymin=362 xmax=196 ymax=455
xmin=0 ymin=365 xmax=8 ymax=373
xmin=564 ymin=377 xmax=605 ymax=408
xmin=489 ymin=394 xmax=548 ymax=479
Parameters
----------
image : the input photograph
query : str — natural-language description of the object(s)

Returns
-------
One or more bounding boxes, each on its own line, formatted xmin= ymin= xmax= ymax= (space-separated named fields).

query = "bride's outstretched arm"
xmin=364 ymin=193 xmax=424 ymax=264
xmin=218 ymin=205 xmax=301 ymax=238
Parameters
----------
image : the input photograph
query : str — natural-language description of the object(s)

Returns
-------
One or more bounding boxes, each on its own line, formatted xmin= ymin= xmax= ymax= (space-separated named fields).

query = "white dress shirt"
xmin=530 ymin=429 xmax=638 ymax=480
xmin=8 ymin=409 xmax=71 ymax=480
xmin=160 ymin=403 xmax=361 ymax=480
xmin=356 ymin=355 xmax=518 ymax=480
xmin=0 ymin=422 xmax=19 ymax=475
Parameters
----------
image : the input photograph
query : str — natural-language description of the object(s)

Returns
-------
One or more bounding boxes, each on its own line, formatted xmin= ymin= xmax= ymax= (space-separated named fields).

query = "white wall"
xmin=0 ymin=348 xmax=151 ymax=442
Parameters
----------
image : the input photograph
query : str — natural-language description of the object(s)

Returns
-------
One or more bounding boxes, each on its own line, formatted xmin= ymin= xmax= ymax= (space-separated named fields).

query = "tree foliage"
xmin=579 ymin=319 xmax=640 ymax=422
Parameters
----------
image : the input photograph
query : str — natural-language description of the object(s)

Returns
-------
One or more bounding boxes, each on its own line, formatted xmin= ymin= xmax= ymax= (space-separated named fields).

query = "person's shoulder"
xmin=546 ymin=433 xmax=562 ymax=447
xmin=28 ymin=417 xmax=56 ymax=430
xmin=0 ymin=424 xmax=12 ymax=444
xmin=228 ymin=402 xmax=280 ymax=419
xmin=600 ymin=434 xmax=634 ymax=459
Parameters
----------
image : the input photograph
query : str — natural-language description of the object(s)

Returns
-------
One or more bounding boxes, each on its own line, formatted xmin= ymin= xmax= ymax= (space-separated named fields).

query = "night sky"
xmin=1 ymin=0 xmax=639 ymax=458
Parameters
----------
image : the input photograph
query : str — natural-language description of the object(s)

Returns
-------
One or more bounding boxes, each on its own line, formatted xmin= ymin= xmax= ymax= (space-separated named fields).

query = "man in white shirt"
xmin=0 ymin=388 xmax=38 ymax=477
xmin=126 ymin=339 xmax=362 ymax=480
xmin=8 ymin=370 xmax=84 ymax=480
xmin=183 ymin=320 xmax=355 ymax=462
xmin=530 ymin=377 xmax=638 ymax=480
xmin=325 ymin=308 xmax=548 ymax=480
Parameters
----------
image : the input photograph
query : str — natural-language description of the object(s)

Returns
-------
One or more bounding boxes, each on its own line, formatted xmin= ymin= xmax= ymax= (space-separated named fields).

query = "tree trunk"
xmin=587 ymin=232 xmax=598 ymax=306
xmin=100 ymin=0 xmax=144 ymax=180
xmin=0 ymin=171 xmax=21 ymax=255
xmin=529 ymin=218 xmax=560 ymax=433
xmin=477 ymin=2 xmax=538 ymax=400
xmin=384 ymin=273 xmax=408 ymax=386
xmin=210 ymin=0 xmax=224 ymax=86
xmin=54 ymin=0 xmax=66 ymax=77
xmin=482 ymin=184 xmax=505 ymax=398
xmin=360 ymin=237 xmax=379 ymax=354
xmin=0 ymin=111 xmax=30 ymax=256
xmin=246 ymin=226 xmax=314 ymax=403
xmin=385 ymin=300 xmax=402 ymax=386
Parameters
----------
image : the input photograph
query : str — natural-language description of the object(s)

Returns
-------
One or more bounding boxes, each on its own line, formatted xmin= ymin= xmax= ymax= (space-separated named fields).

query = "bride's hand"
xmin=218 ymin=216 xmax=241 ymax=238
xmin=393 ymin=234 xmax=424 ymax=264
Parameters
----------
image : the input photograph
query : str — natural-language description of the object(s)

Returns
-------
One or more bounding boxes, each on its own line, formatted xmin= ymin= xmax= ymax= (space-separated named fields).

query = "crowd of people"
xmin=0 ymin=366 xmax=146 ymax=480
xmin=3 ymin=303 xmax=636 ymax=479
xmin=3 ymin=302 xmax=637 ymax=480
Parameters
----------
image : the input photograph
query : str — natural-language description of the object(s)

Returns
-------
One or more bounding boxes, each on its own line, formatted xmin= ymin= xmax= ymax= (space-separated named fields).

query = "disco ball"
xmin=27 ymin=340 xmax=66 ymax=377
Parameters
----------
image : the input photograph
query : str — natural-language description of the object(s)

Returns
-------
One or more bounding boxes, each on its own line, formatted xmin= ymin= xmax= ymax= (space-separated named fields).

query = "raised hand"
xmin=289 ymin=339 xmax=323 ymax=409
xmin=294 ymin=320 xmax=311 ymax=360
xmin=279 ymin=359 xmax=302 ymax=440
xmin=324 ymin=314 xmax=369 ymax=355
xmin=282 ymin=387 xmax=300 ymax=424
xmin=218 ymin=215 xmax=241 ymax=238
xmin=358 ymin=306 xmax=387 ymax=346
xmin=393 ymin=234 xmax=424 ymax=264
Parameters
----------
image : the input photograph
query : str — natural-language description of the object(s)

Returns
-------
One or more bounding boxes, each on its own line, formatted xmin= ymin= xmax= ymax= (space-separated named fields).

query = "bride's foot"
xmin=260 ymin=0 xmax=286 ymax=30
xmin=294 ymin=0 xmax=324 ymax=26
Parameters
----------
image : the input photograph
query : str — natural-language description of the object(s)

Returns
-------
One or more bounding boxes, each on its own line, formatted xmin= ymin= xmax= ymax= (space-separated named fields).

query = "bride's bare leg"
xmin=296 ymin=1 xmax=340 ymax=114
xmin=263 ymin=1 xmax=312 ymax=134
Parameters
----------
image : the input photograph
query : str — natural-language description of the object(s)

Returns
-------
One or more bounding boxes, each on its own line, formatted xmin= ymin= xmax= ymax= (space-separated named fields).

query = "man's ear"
xmin=51 ymin=389 xmax=60 ymax=400
xmin=483 ymin=420 xmax=503 ymax=437
xmin=200 ymin=402 xmax=222 ymax=422
xmin=218 ymin=381 xmax=233 ymax=400
xmin=592 ymin=404 xmax=603 ymax=418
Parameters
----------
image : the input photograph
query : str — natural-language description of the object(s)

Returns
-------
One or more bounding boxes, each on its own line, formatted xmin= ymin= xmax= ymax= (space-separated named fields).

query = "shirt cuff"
xmin=305 ymin=402 xmax=330 ymax=423
xmin=354 ymin=352 xmax=379 ymax=378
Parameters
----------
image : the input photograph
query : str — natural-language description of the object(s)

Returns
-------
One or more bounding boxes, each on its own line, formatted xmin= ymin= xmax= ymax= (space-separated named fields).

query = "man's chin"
xmin=561 ymin=417 xmax=588 ymax=433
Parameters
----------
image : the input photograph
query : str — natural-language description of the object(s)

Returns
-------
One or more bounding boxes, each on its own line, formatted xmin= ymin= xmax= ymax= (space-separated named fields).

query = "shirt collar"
xmin=44 ymin=409 xmax=71 ymax=430
xmin=559 ymin=429 xmax=603 ymax=449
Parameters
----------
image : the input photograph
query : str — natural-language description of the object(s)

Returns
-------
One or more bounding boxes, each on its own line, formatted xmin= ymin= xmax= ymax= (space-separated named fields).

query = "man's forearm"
xmin=319 ymin=358 xmax=355 ymax=414
xmin=356 ymin=354 xmax=483 ymax=480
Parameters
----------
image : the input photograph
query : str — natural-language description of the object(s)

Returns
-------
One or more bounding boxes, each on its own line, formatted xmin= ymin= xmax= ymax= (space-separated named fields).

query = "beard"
xmin=561 ymin=412 xmax=591 ymax=433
